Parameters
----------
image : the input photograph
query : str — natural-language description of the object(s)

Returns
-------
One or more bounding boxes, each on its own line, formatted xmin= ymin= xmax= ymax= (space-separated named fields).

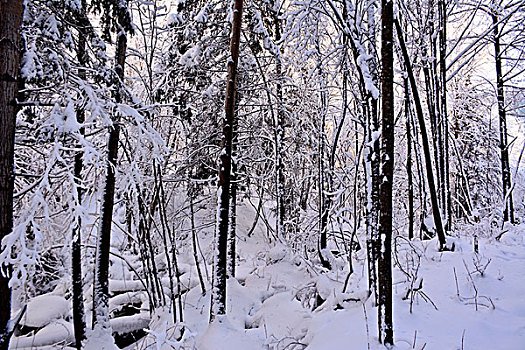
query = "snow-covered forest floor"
xmin=8 ymin=197 xmax=525 ymax=350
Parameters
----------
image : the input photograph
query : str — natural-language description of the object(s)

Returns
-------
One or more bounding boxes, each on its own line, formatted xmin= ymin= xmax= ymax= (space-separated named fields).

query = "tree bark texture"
xmin=72 ymin=1 xmax=88 ymax=346
xmin=0 ymin=0 xmax=24 ymax=347
xmin=272 ymin=2 xmax=286 ymax=243
xmin=227 ymin=120 xmax=238 ymax=278
xmin=438 ymin=0 xmax=451 ymax=231
xmin=92 ymin=24 xmax=127 ymax=329
xmin=363 ymin=0 xmax=380 ymax=303
xmin=405 ymin=77 xmax=414 ymax=240
xmin=378 ymin=0 xmax=394 ymax=345
xmin=210 ymin=0 xmax=243 ymax=321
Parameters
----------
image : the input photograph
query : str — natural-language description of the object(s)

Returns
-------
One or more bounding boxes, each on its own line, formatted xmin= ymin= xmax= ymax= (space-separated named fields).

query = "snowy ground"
xmin=9 ymin=200 xmax=525 ymax=349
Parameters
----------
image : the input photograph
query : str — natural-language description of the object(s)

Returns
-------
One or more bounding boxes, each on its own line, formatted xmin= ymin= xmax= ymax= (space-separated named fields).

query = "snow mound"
xmin=197 ymin=315 xmax=265 ymax=350
xmin=250 ymin=291 xmax=311 ymax=344
xmin=84 ymin=326 xmax=119 ymax=350
xmin=21 ymin=294 xmax=69 ymax=328
xmin=10 ymin=319 xmax=74 ymax=348
xmin=227 ymin=278 xmax=263 ymax=329
xmin=266 ymin=244 xmax=288 ymax=264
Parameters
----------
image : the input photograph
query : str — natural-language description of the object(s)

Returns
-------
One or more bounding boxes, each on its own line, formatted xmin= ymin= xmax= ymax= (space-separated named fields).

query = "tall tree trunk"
xmin=92 ymin=22 xmax=127 ymax=330
xmin=210 ymin=0 xmax=243 ymax=321
xmin=316 ymin=29 xmax=330 ymax=270
xmin=319 ymin=96 xmax=329 ymax=268
xmin=227 ymin=119 xmax=238 ymax=278
xmin=405 ymin=77 xmax=414 ymax=240
xmin=438 ymin=0 xmax=451 ymax=231
xmin=428 ymin=0 xmax=443 ymax=209
xmin=395 ymin=18 xmax=448 ymax=250
xmin=72 ymin=0 xmax=87 ymax=346
xmin=189 ymin=184 xmax=206 ymax=295
xmin=378 ymin=0 xmax=394 ymax=345
xmin=492 ymin=10 xmax=515 ymax=224
xmin=365 ymin=0 xmax=380 ymax=303
xmin=272 ymin=1 xmax=286 ymax=243
xmin=410 ymin=106 xmax=428 ymax=240
xmin=155 ymin=164 xmax=178 ymax=323
xmin=422 ymin=47 xmax=441 ymax=206
xmin=0 ymin=0 xmax=24 ymax=348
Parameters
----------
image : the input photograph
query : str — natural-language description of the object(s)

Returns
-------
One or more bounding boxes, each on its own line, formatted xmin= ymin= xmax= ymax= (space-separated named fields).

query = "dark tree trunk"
xmin=378 ymin=0 xmax=394 ymax=345
xmin=0 ymin=0 xmax=23 ymax=347
xmin=395 ymin=18 xmax=448 ymax=250
xmin=428 ymin=2 xmax=443 ymax=209
xmin=410 ymin=107 xmax=428 ymax=240
xmin=273 ymin=2 xmax=286 ymax=242
xmin=422 ymin=49 xmax=441 ymax=206
xmin=156 ymin=164 xmax=178 ymax=323
xmin=405 ymin=77 xmax=414 ymax=240
xmin=0 ymin=0 xmax=21 ymax=345
xmin=438 ymin=0 xmax=451 ymax=231
xmin=72 ymin=0 xmax=88 ymax=346
xmin=189 ymin=185 xmax=206 ymax=295
xmin=361 ymin=0 xmax=381 ymax=304
xmin=319 ymin=111 xmax=329 ymax=268
xmin=228 ymin=119 xmax=238 ymax=278
xmin=492 ymin=11 xmax=515 ymax=224
xmin=317 ymin=48 xmax=330 ymax=270
xmin=210 ymin=0 xmax=243 ymax=321
xmin=92 ymin=24 xmax=127 ymax=329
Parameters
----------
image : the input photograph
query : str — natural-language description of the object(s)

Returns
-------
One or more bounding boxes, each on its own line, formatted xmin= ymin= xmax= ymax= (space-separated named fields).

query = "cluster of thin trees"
xmin=0 ymin=0 xmax=523 ymax=348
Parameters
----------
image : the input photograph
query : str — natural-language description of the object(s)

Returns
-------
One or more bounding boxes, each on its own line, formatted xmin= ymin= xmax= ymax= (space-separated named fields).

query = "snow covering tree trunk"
xmin=156 ymin=163 xmax=179 ymax=323
xmin=492 ymin=9 xmax=515 ymax=224
xmin=317 ymin=41 xmax=330 ymax=270
xmin=364 ymin=0 xmax=380 ymax=303
xmin=189 ymin=185 xmax=206 ymax=295
xmin=429 ymin=2 xmax=445 ymax=218
xmin=438 ymin=0 xmax=452 ymax=231
xmin=210 ymin=0 xmax=244 ymax=322
xmin=72 ymin=1 xmax=88 ymax=347
xmin=422 ymin=39 xmax=441 ymax=213
xmin=378 ymin=0 xmax=394 ymax=345
xmin=395 ymin=17 xmax=447 ymax=251
xmin=92 ymin=7 xmax=128 ymax=338
xmin=330 ymin=0 xmax=382 ymax=299
xmin=227 ymin=118 xmax=238 ymax=279
xmin=271 ymin=0 xmax=286 ymax=244
xmin=318 ymin=89 xmax=329 ymax=269
xmin=0 ymin=0 xmax=24 ymax=347
xmin=405 ymin=76 xmax=414 ymax=240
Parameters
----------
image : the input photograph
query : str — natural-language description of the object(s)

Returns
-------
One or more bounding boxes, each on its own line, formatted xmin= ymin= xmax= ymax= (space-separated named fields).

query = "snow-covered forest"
xmin=0 ymin=0 xmax=524 ymax=348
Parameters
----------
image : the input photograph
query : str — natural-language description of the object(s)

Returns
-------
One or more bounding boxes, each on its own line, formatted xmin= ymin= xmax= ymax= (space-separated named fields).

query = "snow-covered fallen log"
xmin=20 ymin=294 xmax=70 ymax=328
xmin=110 ymin=312 xmax=150 ymax=335
xmin=109 ymin=279 xmax=146 ymax=294
xmin=10 ymin=319 xmax=74 ymax=348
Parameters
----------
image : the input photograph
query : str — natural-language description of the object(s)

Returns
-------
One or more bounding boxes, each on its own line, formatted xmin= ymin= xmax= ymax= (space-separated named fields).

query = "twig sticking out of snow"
xmin=459 ymin=260 xmax=496 ymax=311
